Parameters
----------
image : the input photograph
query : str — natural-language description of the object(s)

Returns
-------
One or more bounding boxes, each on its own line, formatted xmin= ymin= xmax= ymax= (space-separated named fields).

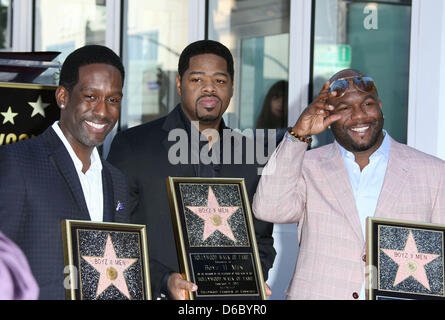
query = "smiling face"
xmin=176 ymin=53 xmax=233 ymax=128
xmin=328 ymin=71 xmax=384 ymax=154
xmin=57 ymin=63 xmax=123 ymax=156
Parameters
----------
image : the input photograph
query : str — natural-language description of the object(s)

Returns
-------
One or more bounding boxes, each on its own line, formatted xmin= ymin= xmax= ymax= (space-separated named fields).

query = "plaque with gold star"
xmin=0 ymin=82 xmax=59 ymax=147
xmin=366 ymin=217 xmax=445 ymax=300
xmin=61 ymin=220 xmax=151 ymax=300
xmin=167 ymin=177 xmax=266 ymax=300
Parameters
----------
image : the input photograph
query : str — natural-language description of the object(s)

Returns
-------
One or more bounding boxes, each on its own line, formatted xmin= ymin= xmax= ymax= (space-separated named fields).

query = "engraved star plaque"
xmin=381 ymin=231 xmax=440 ymax=291
xmin=186 ymin=186 xmax=239 ymax=242
xmin=61 ymin=220 xmax=152 ymax=300
xmin=167 ymin=177 xmax=267 ymax=300
xmin=366 ymin=217 xmax=445 ymax=300
xmin=82 ymin=234 xmax=137 ymax=299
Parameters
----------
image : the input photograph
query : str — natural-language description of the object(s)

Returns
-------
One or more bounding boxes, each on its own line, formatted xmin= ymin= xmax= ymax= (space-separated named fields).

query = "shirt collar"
xmin=51 ymin=121 xmax=103 ymax=174
xmin=336 ymin=129 xmax=391 ymax=161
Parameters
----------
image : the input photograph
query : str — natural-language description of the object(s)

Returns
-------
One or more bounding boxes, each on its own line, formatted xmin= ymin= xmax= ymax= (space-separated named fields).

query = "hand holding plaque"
xmin=167 ymin=272 xmax=198 ymax=299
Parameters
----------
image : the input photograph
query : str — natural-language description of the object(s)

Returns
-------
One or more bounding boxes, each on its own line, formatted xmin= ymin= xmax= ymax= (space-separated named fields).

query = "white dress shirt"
xmin=52 ymin=122 xmax=104 ymax=222
xmin=336 ymin=130 xmax=390 ymax=236
xmin=336 ymin=130 xmax=391 ymax=299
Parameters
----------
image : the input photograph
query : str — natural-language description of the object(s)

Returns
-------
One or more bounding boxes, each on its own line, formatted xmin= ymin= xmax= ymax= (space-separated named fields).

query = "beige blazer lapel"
xmin=374 ymin=138 xmax=410 ymax=219
xmin=320 ymin=143 xmax=364 ymax=243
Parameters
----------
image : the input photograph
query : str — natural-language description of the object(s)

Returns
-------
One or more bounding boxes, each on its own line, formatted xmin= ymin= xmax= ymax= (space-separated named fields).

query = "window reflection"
xmin=34 ymin=0 xmax=107 ymax=63
xmin=255 ymin=80 xmax=288 ymax=129
xmin=312 ymin=0 xmax=411 ymax=146
xmin=0 ymin=0 xmax=12 ymax=50
xmin=208 ymin=0 xmax=290 ymax=131
xmin=121 ymin=0 xmax=189 ymax=129
xmin=34 ymin=0 xmax=107 ymax=85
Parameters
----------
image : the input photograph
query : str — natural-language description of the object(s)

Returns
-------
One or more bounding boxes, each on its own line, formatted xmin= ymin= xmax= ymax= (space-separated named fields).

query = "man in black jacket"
xmin=0 ymin=45 xmax=130 ymax=299
xmin=108 ymin=40 xmax=276 ymax=300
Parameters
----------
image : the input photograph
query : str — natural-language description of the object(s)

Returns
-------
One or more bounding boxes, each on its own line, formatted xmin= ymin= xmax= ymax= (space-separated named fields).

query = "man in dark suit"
xmin=0 ymin=45 xmax=130 ymax=299
xmin=108 ymin=40 xmax=276 ymax=300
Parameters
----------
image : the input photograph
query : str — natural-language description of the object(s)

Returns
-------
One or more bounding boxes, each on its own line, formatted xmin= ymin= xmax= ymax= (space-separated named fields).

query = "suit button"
xmin=353 ymin=292 xmax=359 ymax=299
xmin=362 ymin=254 xmax=366 ymax=262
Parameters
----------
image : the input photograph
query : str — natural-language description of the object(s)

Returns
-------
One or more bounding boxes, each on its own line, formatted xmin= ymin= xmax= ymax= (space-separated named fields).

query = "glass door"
xmin=121 ymin=0 xmax=190 ymax=129
xmin=208 ymin=0 xmax=290 ymax=132
xmin=312 ymin=0 xmax=412 ymax=147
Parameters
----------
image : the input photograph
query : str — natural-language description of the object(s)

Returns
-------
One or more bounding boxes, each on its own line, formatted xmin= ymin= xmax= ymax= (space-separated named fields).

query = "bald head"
xmin=327 ymin=68 xmax=384 ymax=155
xmin=329 ymin=69 xmax=366 ymax=83
xmin=328 ymin=68 xmax=379 ymax=98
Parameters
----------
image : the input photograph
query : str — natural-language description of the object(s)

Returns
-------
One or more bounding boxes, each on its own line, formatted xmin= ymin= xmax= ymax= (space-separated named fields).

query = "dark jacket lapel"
xmin=101 ymin=164 xmax=114 ymax=222
xmin=41 ymin=127 xmax=90 ymax=220
xmin=161 ymin=104 xmax=198 ymax=177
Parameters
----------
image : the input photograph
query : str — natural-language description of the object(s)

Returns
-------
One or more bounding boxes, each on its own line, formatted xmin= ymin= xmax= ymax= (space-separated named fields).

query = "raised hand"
xmin=291 ymin=80 xmax=341 ymax=137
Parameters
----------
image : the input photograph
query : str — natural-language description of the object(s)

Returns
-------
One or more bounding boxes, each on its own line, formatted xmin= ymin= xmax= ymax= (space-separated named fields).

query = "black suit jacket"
xmin=0 ymin=127 xmax=131 ymax=299
xmin=108 ymin=105 xmax=276 ymax=299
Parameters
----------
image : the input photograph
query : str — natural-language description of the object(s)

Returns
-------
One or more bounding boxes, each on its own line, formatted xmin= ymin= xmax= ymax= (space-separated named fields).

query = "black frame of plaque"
xmin=366 ymin=217 xmax=445 ymax=300
xmin=61 ymin=220 xmax=151 ymax=300
xmin=167 ymin=177 xmax=266 ymax=300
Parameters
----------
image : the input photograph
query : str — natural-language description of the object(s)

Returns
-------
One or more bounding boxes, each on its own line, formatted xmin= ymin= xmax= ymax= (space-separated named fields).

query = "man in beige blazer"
xmin=253 ymin=69 xmax=445 ymax=300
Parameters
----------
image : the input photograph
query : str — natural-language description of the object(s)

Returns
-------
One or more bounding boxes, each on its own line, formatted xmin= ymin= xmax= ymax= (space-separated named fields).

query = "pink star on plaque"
xmin=82 ymin=234 xmax=137 ymax=299
xmin=187 ymin=186 xmax=239 ymax=242
xmin=381 ymin=231 xmax=440 ymax=291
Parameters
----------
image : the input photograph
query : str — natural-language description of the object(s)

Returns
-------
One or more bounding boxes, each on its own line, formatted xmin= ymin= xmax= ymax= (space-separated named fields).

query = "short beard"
xmin=78 ymin=128 xmax=107 ymax=148
xmin=195 ymin=95 xmax=222 ymax=123
xmin=332 ymin=117 xmax=384 ymax=153
xmin=197 ymin=114 xmax=220 ymax=122
xmin=79 ymin=134 xmax=104 ymax=148
xmin=347 ymin=129 xmax=382 ymax=152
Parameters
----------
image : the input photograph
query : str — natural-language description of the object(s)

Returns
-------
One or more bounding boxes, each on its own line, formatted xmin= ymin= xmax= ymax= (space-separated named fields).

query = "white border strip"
xmin=288 ymin=0 xmax=312 ymax=127
xmin=189 ymin=0 xmax=206 ymax=42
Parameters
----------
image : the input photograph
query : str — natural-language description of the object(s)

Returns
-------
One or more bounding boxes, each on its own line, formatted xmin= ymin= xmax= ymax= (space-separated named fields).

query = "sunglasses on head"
xmin=329 ymin=76 xmax=375 ymax=98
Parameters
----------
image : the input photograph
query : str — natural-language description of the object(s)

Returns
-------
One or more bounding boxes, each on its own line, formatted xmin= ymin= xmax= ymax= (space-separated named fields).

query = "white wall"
xmin=408 ymin=0 xmax=445 ymax=160
xmin=267 ymin=224 xmax=299 ymax=299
